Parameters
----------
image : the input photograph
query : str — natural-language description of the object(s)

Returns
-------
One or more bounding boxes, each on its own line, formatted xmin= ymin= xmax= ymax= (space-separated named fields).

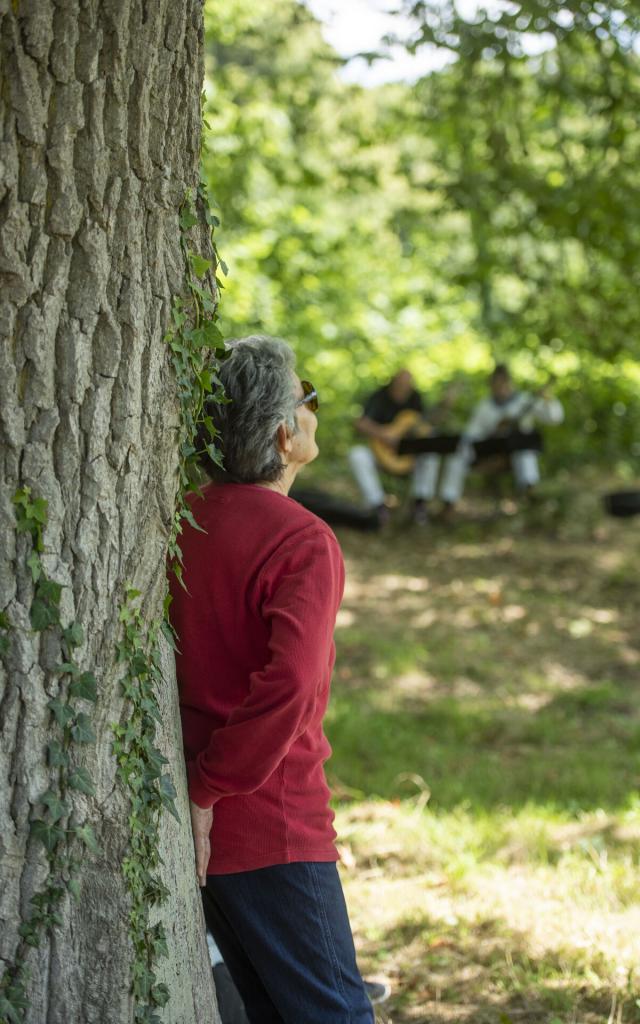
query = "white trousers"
xmin=348 ymin=445 xmax=441 ymax=508
xmin=440 ymin=446 xmax=541 ymax=504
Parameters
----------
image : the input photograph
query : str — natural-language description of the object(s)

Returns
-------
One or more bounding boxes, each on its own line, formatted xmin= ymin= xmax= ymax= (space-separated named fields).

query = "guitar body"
xmin=370 ymin=410 xmax=431 ymax=475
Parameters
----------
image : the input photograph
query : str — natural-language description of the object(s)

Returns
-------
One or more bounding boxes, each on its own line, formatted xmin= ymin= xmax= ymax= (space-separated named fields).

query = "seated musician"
xmin=439 ymin=363 xmax=564 ymax=512
xmin=349 ymin=369 xmax=453 ymax=526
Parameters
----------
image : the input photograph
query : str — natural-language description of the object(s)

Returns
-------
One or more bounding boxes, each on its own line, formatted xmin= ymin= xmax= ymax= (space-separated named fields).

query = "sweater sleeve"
xmin=531 ymin=395 xmax=564 ymax=425
xmin=187 ymin=525 xmax=345 ymax=809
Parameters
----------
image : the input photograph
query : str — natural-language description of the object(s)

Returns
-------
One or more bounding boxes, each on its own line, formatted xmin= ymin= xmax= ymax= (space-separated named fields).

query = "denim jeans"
xmin=201 ymin=861 xmax=374 ymax=1024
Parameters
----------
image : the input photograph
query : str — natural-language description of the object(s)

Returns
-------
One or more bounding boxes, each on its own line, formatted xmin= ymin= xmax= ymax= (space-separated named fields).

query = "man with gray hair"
xmin=169 ymin=336 xmax=374 ymax=1024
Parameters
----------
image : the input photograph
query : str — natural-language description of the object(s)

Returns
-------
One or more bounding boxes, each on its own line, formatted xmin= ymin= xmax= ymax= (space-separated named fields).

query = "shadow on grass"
xmin=363 ymin=910 xmax=633 ymax=1024
xmin=326 ymin=679 xmax=640 ymax=812
xmin=327 ymin=515 xmax=640 ymax=814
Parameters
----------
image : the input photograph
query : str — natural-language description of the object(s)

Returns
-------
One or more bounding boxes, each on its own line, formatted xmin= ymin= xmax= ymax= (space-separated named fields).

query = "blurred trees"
xmin=203 ymin=0 xmax=640 ymax=469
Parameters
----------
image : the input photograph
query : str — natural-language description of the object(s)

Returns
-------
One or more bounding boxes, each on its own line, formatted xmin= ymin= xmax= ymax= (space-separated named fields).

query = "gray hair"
xmin=198 ymin=335 xmax=298 ymax=484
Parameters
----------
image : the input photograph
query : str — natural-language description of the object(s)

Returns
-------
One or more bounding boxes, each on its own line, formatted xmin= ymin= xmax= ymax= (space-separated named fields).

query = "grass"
xmin=322 ymin=475 xmax=640 ymax=1023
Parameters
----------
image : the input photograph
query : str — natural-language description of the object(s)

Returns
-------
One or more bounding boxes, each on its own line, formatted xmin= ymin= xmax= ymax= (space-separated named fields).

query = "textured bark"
xmin=0 ymin=2 xmax=218 ymax=1022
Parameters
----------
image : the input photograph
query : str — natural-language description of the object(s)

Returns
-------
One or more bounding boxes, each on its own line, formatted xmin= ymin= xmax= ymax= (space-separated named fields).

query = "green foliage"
xmin=114 ymin=155 xmax=226 ymax=1019
xmin=0 ymin=610 xmax=10 ymax=656
xmin=0 ymin=494 xmax=98 ymax=1024
xmin=12 ymin=488 xmax=63 ymax=631
xmin=112 ymin=585 xmax=177 ymax=1022
xmin=202 ymin=0 xmax=640 ymax=470
xmin=394 ymin=1 xmax=640 ymax=358
xmin=165 ymin=179 xmax=227 ymax=581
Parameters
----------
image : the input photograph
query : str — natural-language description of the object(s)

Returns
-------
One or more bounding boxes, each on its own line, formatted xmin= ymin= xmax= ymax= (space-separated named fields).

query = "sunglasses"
xmin=295 ymin=379 xmax=319 ymax=413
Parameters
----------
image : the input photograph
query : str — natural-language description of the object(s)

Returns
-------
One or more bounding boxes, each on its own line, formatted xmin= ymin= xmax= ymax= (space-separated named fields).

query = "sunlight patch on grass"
xmin=337 ymin=800 xmax=640 ymax=1023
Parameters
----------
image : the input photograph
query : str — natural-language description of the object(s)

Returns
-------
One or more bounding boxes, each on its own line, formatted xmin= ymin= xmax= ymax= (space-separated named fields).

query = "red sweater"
xmin=169 ymin=482 xmax=345 ymax=874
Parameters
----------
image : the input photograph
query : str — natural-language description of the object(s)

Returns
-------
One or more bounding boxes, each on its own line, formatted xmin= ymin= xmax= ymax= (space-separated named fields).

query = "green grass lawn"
xmin=324 ymin=485 xmax=640 ymax=1023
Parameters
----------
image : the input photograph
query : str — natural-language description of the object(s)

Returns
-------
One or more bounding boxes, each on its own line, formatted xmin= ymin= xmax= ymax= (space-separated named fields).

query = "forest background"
xmin=203 ymin=0 xmax=640 ymax=477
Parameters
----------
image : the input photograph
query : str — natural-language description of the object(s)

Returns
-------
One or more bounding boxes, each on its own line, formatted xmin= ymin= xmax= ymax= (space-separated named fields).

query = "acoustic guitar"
xmin=370 ymin=411 xmax=439 ymax=475
xmin=369 ymin=411 xmax=427 ymax=475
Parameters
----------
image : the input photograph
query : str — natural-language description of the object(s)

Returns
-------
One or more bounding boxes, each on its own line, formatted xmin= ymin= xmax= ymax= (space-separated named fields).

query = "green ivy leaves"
xmin=113 ymin=172 xmax=228 ymax=1023
xmin=114 ymin=587 xmax=180 ymax=1020
xmin=0 ymin=611 xmax=9 ymax=656
xmin=0 ymin=492 xmax=99 ymax=1024
xmin=165 ymin=185 xmax=227 ymax=532
xmin=188 ymin=251 xmax=213 ymax=278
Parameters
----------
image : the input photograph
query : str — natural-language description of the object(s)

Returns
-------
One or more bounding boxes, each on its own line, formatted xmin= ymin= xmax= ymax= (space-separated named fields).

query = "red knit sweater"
xmin=169 ymin=482 xmax=345 ymax=874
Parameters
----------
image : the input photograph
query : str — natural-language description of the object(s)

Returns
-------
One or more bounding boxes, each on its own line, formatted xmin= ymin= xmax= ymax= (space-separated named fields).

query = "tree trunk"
xmin=0 ymin=2 xmax=218 ymax=1022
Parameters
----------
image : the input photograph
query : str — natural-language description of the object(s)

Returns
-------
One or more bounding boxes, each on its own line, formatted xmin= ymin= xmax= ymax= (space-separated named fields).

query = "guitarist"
xmin=349 ymin=369 xmax=453 ymax=526
xmin=439 ymin=364 xmax=564 ymax=513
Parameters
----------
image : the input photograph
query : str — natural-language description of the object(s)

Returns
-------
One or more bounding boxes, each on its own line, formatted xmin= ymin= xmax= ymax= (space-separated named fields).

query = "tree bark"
xmin=0 ymin=2 xmax=218 ymax=1021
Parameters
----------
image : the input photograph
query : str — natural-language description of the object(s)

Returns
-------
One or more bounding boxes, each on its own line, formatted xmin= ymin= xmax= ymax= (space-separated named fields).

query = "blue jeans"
xmin=201 ymin=862 xmax=374 ymax=1024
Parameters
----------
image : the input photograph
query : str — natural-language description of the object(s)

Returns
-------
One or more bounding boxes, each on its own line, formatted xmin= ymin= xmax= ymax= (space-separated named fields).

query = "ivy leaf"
xmin=30 ymin=598 xmax=60 ymax=631
xmin=69 ymin=671 xmax=98 ymax=703
xmin=62 ymin=622 xmax=84 ymax=648
xmin=41 ymin=789 xmax=69 ymax=822
xmin=67 ymin=878 xmax=81 ymax=901
xmin=151 ymin=984 xmax=170 ymax=1008
xmin=31 ymin=818 xmax=64 ymax=853
xmin=206 ymin=443 xmax=225 ymax=469
xmin=74 ymin=823 xmax=100 ymax=855
xmin=0 ymin=610 xmax=10 ymax=629
xmin=172 ymin=563 xmax=187 ymax=592
xmin=37 ymin=578 xmax=63 ymax=604
xmin=71 ymin=713 xmax=96 ymax=745
xmin=48 ymin=698 xmax=74 ymax=728
xmin=179 ymin=208 xmax=198 ymax=231
xmin=17 ymin=922 xmax=40 ymax=948
xmin=141 ymin=697 xmax=163 ymax=724
xmin=1 ymin=993 xmax=30 ymax=1022
xmin=172 ymin=309 xmax=186 ymax=331
xmin=48 ymin=740 xmax=69 ymax=768
xmin=181 ymin=507 xmax=206 ymax=535
xmin=12 ymin=485 xmax=30 ymax=506
xmin=26 ymin=550 xmax=41 ymax=582
xmin=200 ymin=320 xmax=224 ymax=348
xmin=190 ymin=320 xmax=223 ymax=349
xmin=201 ymin=415 xmax=218 ymax=441
xmin=68 ymin=766 xmax=96 ymax=796
xmin=55 ymin=660 xmax=80 ymax=676
xmin=160 ymin=618 xmax=178 ymax=652
xmin=30 ymin=497 xmax=49 ymax=524
xmin=159 ymin=774 xmax=180 ymax=822
xmin=149 ymin=922 xmax=169 ymax=959
xmin=189 ymin=252 xmax=213 ymax=278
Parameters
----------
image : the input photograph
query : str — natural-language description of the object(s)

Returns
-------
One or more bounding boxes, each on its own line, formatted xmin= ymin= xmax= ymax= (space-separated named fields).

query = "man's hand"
xmin=190 ymin=800 xmax=213 ymax=887
xmin=377 ymin=426 xmax=398 ymax=451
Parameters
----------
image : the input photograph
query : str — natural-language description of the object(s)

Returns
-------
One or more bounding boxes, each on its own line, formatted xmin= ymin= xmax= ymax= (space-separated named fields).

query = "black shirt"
xmin=362 ymin=386 xmax=424 ymax=425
